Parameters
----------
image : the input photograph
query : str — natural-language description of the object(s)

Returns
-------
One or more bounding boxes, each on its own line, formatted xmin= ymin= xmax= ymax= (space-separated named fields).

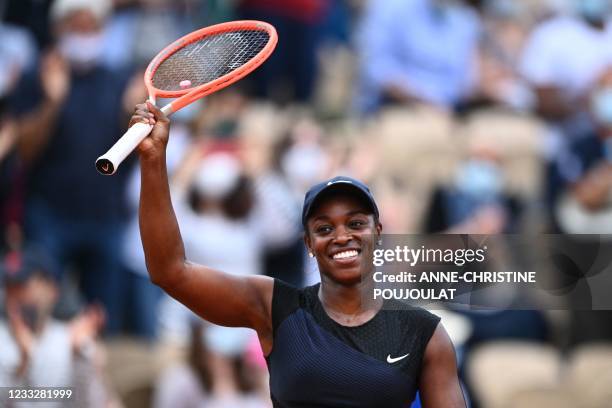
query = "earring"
xmin=308 ymin=252 xmax=315 ymax=258
xmin=377 ymin=239 xmax=382 ymax=246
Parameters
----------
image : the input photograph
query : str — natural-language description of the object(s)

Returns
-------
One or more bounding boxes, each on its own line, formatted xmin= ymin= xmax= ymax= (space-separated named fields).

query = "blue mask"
xmin=592 ymin=87 xmax=612 ymax=127
xmin=575 ymin=0 xmax=612 ymax=22
xmin=486 ymin=0 xmax=521 ymax=18
xmin=455 ymin=159 xmax=503 ymax=199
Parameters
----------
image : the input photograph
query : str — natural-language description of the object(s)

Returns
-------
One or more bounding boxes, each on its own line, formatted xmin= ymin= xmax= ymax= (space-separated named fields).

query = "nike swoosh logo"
xmin=387 ymin=353 xmax=410 ymax=364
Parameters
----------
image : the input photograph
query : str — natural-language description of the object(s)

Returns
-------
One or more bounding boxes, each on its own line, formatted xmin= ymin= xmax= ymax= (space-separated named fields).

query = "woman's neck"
xmin=318 ymin=276 xmax=382 ymax=326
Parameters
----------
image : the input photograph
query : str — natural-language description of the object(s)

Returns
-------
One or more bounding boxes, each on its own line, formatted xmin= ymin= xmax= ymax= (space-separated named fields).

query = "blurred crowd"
xmin=1 ymin=0 xmax=612 ymax=407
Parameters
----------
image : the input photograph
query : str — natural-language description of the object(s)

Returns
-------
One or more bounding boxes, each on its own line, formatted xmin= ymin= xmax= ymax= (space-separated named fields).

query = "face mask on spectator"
xmin=59 ymin=32 xmax=104 ymax=68
xmin=172 ymin=100 xmax=203 ymax=123
xmin=485 ymin=0 xmax=521 ymax=18
xmin=455 ymin=159 xmax=503 ymax=198
xmin=575 ymin=0 xmax=612 ymax=23
xmin=193 ymin=153 xmax=241 ymax=200
xmin=430 ymin=0 xmax=457 ymax=17
xmin=592 ymin=87 xmax=612 ymax=127
xmin=281 ymin=144 xmax=327 ymax=188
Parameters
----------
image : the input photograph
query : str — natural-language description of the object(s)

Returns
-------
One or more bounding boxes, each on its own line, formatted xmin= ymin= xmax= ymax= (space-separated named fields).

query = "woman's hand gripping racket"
xmin=96 ymin=20 xmax=277 ymax=175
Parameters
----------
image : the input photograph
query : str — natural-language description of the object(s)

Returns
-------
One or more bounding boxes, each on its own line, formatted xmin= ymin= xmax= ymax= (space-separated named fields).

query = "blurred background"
xmin=1 ymin=0 xmax=612 ymax=407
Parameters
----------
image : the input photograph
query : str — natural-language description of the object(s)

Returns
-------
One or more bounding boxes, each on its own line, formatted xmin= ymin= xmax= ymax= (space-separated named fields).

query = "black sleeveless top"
xmin=266 ymin=280 xmax=441 ymax=408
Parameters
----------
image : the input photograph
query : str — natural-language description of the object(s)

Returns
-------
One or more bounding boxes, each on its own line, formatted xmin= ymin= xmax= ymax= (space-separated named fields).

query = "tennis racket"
xmin=95 ymin=20 xmax=277 ymax=175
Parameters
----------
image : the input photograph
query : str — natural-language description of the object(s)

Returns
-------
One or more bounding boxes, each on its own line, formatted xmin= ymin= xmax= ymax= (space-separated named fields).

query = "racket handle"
xmin=95 ymin=122 xmax=153 ymax=175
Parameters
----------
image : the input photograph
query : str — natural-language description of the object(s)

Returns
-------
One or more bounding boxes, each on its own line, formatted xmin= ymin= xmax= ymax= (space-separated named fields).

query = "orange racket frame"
xmin=96 ymin=20 xmax=278 ymax=175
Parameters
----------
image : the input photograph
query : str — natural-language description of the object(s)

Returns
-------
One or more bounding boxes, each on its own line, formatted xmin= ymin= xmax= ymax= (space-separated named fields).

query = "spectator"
xmin=554 ymin=65 xmax=612 ymax=234
xmin=0 ymin=19 xmax=36 ymax=251
xmin=424 ymin=145 xmax=519 ymax=234
xmin=9 ymin=0 xmax=140 ymax=333
xmin=153 ymin=321 xmax=270 ymax=408
xmin=355 ymin=0 xmax=481 ymax=114
xmin=520 ymin=0 xmax=612 ymax=217
xmin=237 ymin=0 xmax=331 ymax=103
xmin=275 ymin=117 xmax=332 ymax=200
xmin=0 ymin=20 xmax=36 ymax=100
xmin=153 ymin=322 xmax=214 ymax=408
xmin=520 ymin=0 xmax=612 ymax=136
xmin=0 ymin=248 xmax=118 ymax=408
xmin=263 ymin=118 xmax=331 ymax=286
xmin=104 ymin=0 xmax=197 ymax=70
xmin=551 ymin=65 xmax=612 ymax=345
xmin=472 ymin=0 xmax=535 ymax=111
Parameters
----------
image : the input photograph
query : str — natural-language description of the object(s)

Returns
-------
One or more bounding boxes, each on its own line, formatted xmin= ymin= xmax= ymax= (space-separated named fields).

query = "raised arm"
xmin=135 ymin=102 xmax=274 ymax=352
xmin=571 ymin=163 xmax=612 ymax=211
xmin=16 ymin=51 xmax=69 ymax=164
xmin=419 ymin=324 xmax=466 ymax=408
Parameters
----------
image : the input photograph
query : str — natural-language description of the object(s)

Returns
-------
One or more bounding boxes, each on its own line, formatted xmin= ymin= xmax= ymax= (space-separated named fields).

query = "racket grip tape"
xmin=95 ymin=122 xmax=153 ymax=175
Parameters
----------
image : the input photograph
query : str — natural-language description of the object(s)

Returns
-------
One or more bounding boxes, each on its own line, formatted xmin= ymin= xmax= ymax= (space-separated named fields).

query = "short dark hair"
xmin=1 ymin=247 xmax=59 ymax=286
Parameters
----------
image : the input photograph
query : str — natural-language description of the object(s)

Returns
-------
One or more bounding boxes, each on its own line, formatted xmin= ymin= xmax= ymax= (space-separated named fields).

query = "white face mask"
xmin=59 ymin=32 xmax=104 ymax=68
xmin=281 ymin=144 xmax=327 ymax=188
xmin=158 ymin=98 xmax=203 ymax=123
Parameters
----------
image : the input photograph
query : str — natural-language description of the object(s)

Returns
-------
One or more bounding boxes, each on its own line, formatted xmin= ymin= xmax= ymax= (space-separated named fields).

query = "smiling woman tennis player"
xmin=134 ymin=102 xmax=466 ymax=407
